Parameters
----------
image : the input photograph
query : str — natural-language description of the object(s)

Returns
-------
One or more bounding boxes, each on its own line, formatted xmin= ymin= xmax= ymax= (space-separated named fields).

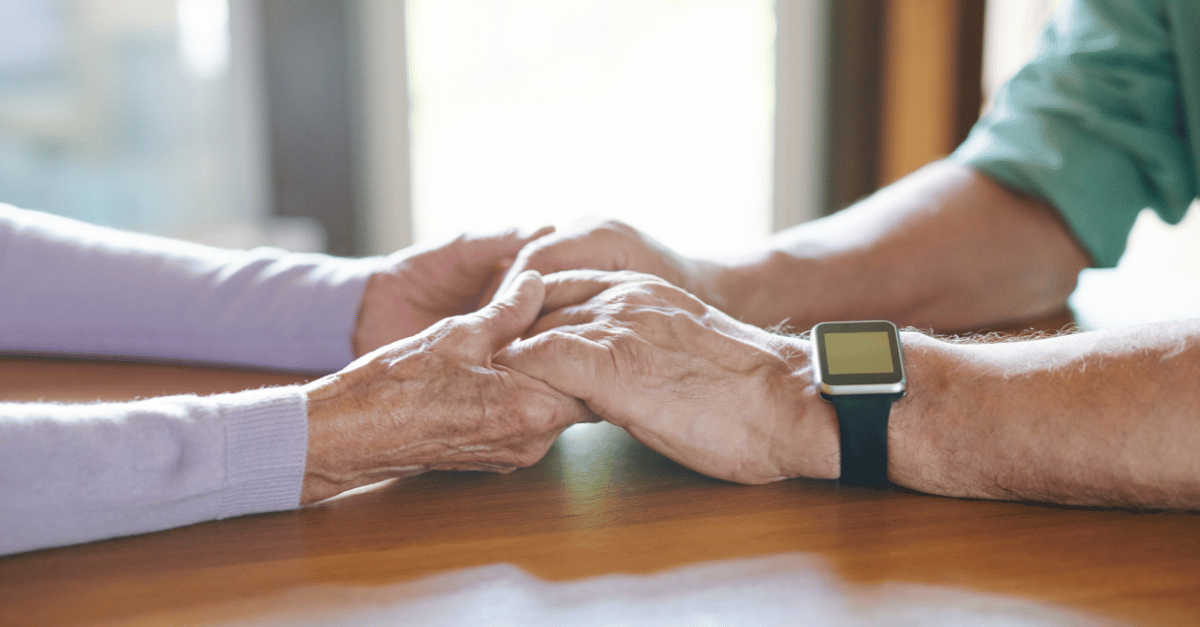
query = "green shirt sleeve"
xmin=952 ymin=0 xmax=1196 ymax=267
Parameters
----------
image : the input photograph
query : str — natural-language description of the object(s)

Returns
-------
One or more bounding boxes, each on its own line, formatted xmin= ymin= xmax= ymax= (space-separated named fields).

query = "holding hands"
xmin=497 ymin=270 xmax=841 ymax=485
xmin=326 ymin=221 xmax=839 ymax=502
xmin=303 ymin=271 xmax=595 ymax=503
xmin=353 ymin=226 xmax=554 ymax=356
xmin=322 ymin=162 xmax=1200 ymax=509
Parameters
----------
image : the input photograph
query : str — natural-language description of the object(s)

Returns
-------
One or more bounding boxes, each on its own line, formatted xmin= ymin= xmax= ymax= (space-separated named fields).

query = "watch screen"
xmin=813 ymin=320 xmax=905 ymax=387
xmin=824 ymin=331 xmax=894 ymax=375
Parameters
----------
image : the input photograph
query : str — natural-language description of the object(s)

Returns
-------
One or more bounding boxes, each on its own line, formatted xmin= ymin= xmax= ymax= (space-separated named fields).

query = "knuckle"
xmin=426 ymin=316 xmax=489 ymax=355
xmin=481 ymin=298 xmax=518 ymax=322
xmin=419 ymin=316 xmax=465 ymax=345
xmin=639 ymin=280 xmax=705 ymax=312
xmin=595 ymin=324 xmax=640 ymax=348
xmin=440 ymin=315 xmax=479 ymax=339
xmin=600 ymin=278 xmax=671 ymax=308
xmin=542 ymin=330 xmax=580 ymax=355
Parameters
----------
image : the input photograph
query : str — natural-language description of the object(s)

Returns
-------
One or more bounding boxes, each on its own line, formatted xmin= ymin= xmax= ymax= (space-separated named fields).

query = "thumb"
xmin=464 ymin=225 xmax=555 ymax=269
xmin=469 ymin=270 xmax=546 ymax=357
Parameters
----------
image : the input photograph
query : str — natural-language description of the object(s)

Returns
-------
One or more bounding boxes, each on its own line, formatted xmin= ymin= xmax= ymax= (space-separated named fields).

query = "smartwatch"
xmin=811 ymin=320 xmax=906 ymax=487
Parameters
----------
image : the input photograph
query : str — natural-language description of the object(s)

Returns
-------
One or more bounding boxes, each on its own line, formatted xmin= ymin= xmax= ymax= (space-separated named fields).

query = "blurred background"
xmin=1 ymin=0 xmax=1196 ymax=325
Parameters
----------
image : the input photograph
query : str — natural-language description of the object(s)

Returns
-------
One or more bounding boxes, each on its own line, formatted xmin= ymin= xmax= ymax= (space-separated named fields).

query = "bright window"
xmin=406 ymin=0 xmax=775 ymax=258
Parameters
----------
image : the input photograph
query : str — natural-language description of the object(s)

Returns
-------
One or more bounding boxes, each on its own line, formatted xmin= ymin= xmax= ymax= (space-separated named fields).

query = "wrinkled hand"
xmin=303 ymin=271 xmax=595 ymax=504
xmin=496 ymin=270 xmax=840 ymax=485
xmin=353 ymin=226 xmax=555 ymax=356
xmin=491 ymin=219 xmax=725 ymax=311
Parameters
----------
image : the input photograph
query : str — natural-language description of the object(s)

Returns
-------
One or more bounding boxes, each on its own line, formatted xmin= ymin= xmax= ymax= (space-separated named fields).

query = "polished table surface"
xmin=1 ymin=311 xmax=1198 ymax=626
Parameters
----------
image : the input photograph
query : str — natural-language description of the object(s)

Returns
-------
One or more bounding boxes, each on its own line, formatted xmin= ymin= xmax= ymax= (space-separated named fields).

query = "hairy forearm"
xmin=709 ymin=161 xmax=1091 ymax=332
xmin=888 ymin=321 xmax=1200 ymax=508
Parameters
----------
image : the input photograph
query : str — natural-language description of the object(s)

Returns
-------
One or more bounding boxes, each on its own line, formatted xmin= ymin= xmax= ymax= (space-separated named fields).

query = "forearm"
xmin=0 ymin=204 xmax=376 ymax=371
xmin=708 ymin=161 xmax=1091 ymax=332
xmin=888 ymin=321 xmax=1200 ymax=508
xmin=0 ymin=388 xmax=306 ymax=555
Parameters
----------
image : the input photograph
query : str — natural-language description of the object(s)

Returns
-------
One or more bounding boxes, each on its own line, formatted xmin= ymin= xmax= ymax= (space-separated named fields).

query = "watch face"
xmin=812 ymin=321 xmax=905 ymax=390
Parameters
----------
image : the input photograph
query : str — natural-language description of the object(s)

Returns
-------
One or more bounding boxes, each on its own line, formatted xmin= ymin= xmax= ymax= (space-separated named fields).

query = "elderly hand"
xmin=353 ymin=226 xmax=554 ymax=356
xmin=496 ymin=270 xmax=841 ymax=485
xmin=302 ymin=271 xmax=595 ymax=503
xmin=491 ymin=219 xmax=729 ymax=313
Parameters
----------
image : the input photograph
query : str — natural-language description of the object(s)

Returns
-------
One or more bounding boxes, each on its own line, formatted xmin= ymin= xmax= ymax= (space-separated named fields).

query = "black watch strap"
xmin=829 ymin=393 xmax=900 ymax=487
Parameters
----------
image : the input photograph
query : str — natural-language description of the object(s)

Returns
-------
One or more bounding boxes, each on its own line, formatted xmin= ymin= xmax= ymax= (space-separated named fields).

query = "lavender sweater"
xmin=0 ymin=204 xmax=378 ymax=555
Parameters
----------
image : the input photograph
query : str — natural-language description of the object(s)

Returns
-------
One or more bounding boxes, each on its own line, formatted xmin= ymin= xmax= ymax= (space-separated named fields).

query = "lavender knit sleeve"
xmin=0 ymin=204 xmax=379 ymax=371
xmin=0 ymin=387 xmax=309 ymax=555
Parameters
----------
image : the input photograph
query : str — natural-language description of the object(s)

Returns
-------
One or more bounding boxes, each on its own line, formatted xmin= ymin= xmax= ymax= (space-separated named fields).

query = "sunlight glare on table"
xmin=235 ymin=553 xmax=1116 ymax=627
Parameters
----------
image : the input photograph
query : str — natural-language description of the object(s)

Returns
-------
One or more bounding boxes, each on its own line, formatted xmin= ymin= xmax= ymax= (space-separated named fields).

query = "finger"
xmin=540 ymin=269 xmax=663 ymax=312
xmin=468 ymin=270 xmax=546 ymax=357
xmin=495 ymin=330 xmax=615 ymax=408
xmin=507 ymin=371 xmax=603 ymax=428
xmin=492 ymin=226 xmax=603 ymax=302
xmin=455 ymin=226 xmax=555 ymax=304
xmin=463 ymin=225 xmax=555 ymax=265
xmin=526 ymin=306 xmax=602 ymax=337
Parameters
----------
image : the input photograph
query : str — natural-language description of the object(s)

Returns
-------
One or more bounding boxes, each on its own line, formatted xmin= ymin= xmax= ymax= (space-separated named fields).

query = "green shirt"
xmin=953 ymin=0 xmax=1200 ymax=267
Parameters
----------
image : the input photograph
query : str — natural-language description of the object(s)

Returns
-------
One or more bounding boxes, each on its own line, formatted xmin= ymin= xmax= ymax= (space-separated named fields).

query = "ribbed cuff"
xmin=215 ymin=386 xmax=308 ymax=519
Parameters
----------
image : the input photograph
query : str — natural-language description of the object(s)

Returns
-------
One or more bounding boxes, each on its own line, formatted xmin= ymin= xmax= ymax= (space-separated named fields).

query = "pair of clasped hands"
xmin=301 ymin=221 xmax=840 ymax=504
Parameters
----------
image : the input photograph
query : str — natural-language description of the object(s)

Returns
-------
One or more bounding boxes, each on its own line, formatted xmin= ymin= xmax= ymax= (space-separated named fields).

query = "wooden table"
xmin=1 ymin=312 xmax=1198 ymax=626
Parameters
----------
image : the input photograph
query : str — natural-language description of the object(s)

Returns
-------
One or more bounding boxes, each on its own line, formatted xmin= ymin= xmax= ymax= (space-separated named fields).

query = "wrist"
xmin=771 ymin=335 xmax=841 ymax=480
xmin=301 ymin=361 xmax=418 ymax=504
xmin=698 ymin=256 xmax=764 ymax=324
xmin=302 ymin=346 xmax=447 ymax=504
xmin=710 ymin=249 xmax=821 ymax=329
xmin=300 ymin=374 xmax=353 ymax=504
xmin=352 ymin=269 xmax=399 ymax=357
xmin=678 ymin=256 xmax=733 ymax=314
